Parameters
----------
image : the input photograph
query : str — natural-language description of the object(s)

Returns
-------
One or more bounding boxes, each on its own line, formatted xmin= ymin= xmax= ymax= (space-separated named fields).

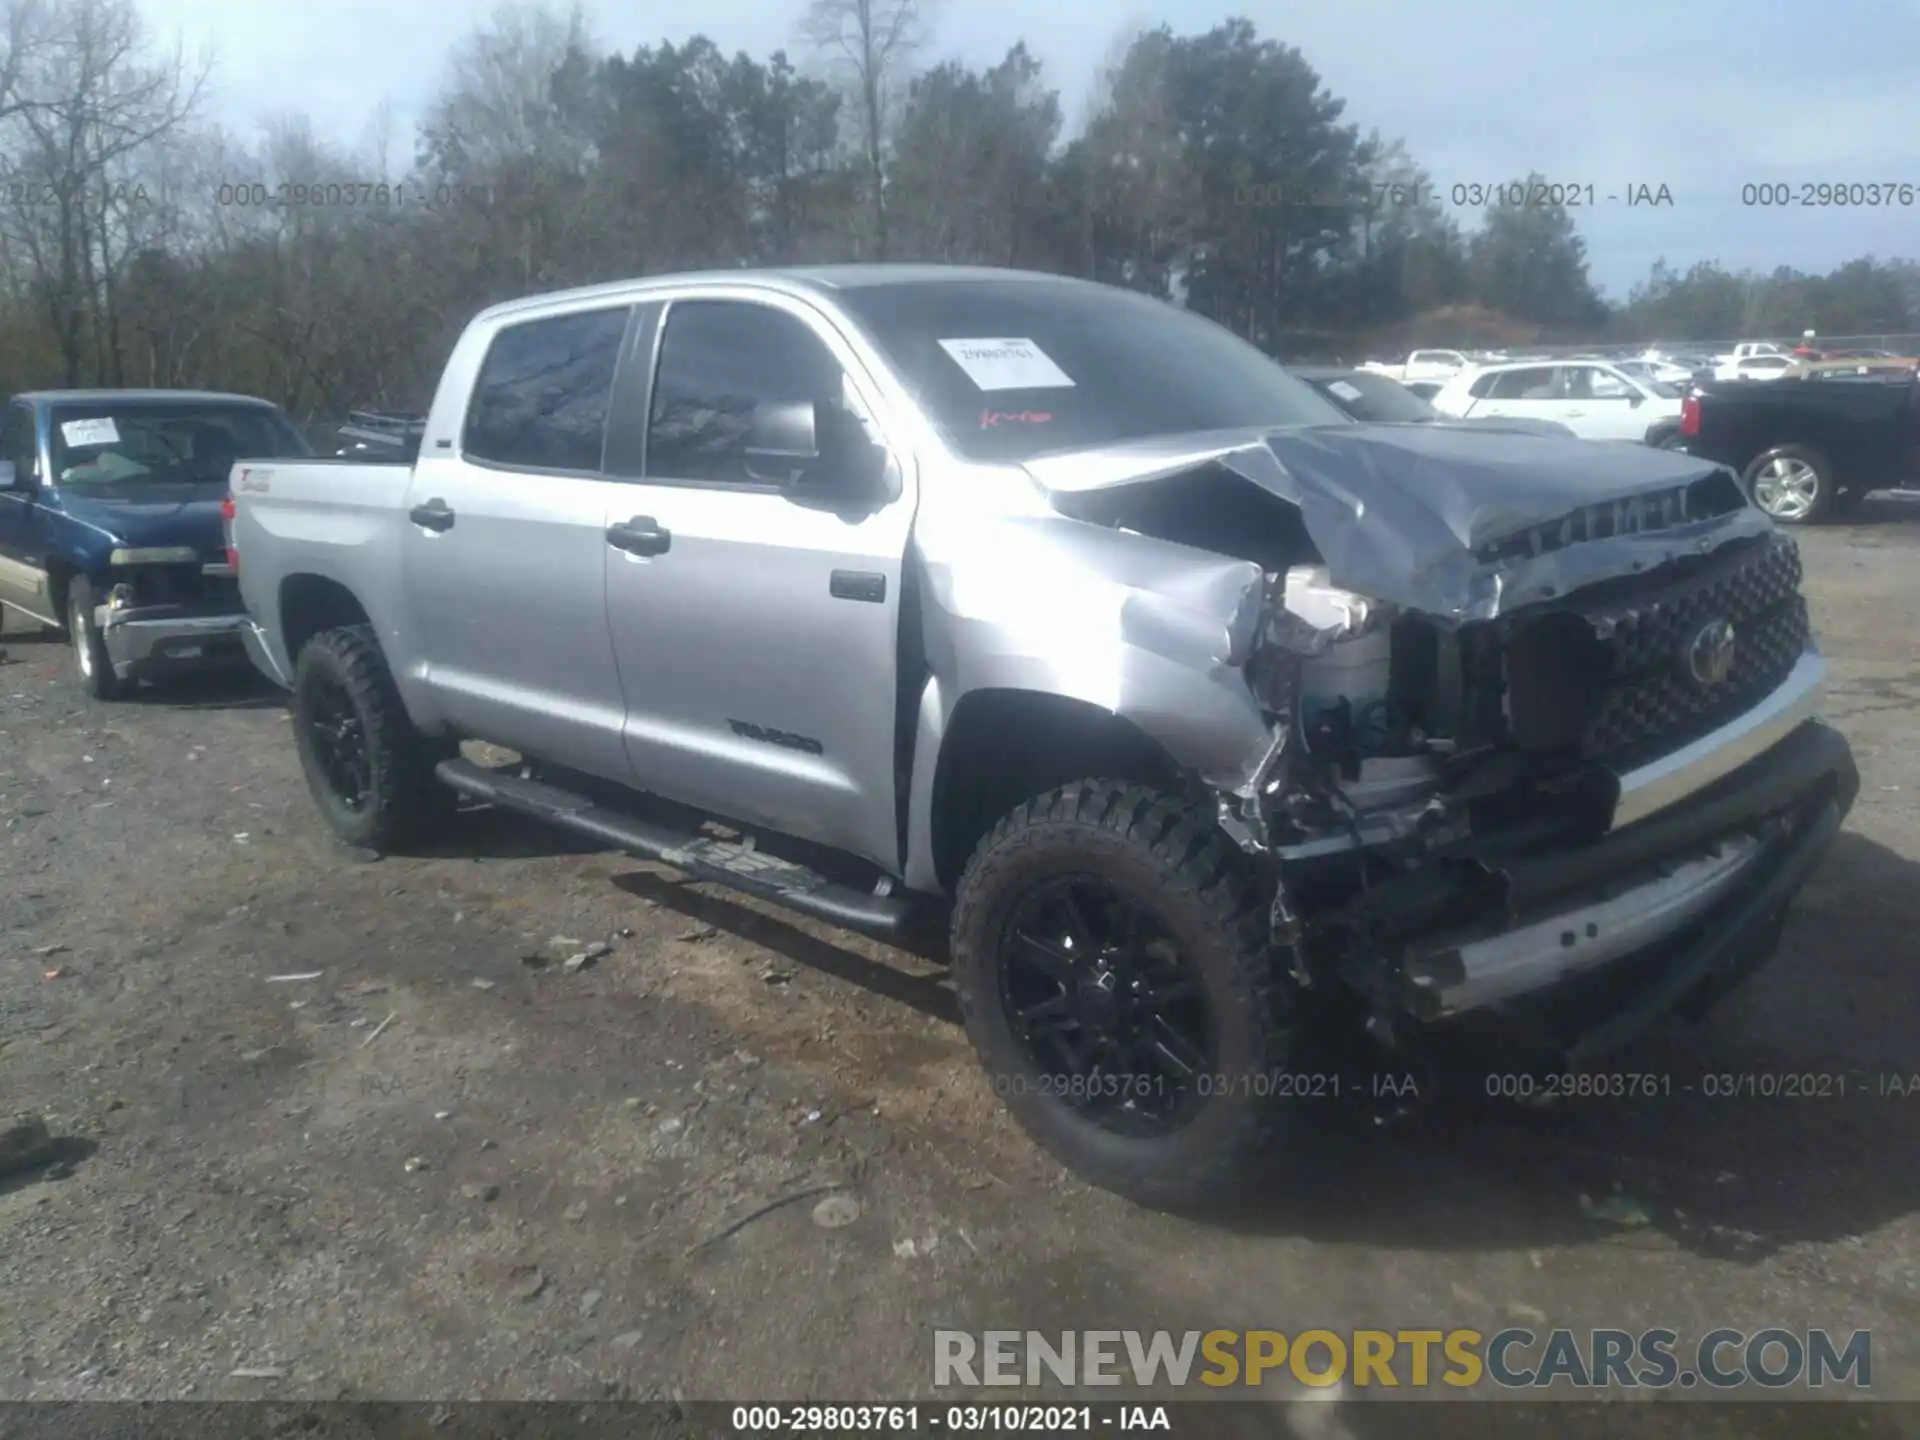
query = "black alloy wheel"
xmin=304 ymin=669 xmax=373 ymax=812
xmin=291 ymin=623 xmax=454 ymax=851
xmin=950 ymin=780 xmax=1300 ymax=1208
xmin=998 ymin=875 xmax=1217 ymax=1135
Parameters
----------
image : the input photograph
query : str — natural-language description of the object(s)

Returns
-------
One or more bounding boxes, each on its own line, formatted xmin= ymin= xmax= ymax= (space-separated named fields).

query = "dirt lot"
xmin=4 ymin=499 xmax=1920 ymax=1428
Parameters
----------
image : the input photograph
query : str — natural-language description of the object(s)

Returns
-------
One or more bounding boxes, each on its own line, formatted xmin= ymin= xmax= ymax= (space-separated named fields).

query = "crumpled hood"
xmin=1024 ymin=423 xmax=1770 ymax=622
xmin=1429 ymin=416 xmax=1578 ymax=440
xmin=55 ymin=479 xmax=229 ymax=555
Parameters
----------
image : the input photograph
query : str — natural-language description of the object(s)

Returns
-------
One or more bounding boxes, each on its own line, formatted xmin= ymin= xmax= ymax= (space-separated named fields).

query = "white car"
xmin=1712 ymin=353 xmax=1795 ymax=382
xmin=1429 ymin=359 xmax=1684 ymax=443
xmin=1710 ymin=340 xmax=1789 ymax=367
xmin=1358 ymin=349 xmax=1470 ymax=385
xmin=1617 ymin=357 xmax=1697 ymax=387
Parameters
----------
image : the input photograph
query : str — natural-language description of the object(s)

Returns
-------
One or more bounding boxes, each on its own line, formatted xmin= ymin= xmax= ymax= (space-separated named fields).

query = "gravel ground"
xmin=3 ymin=497 xmax=1919 ymax=1430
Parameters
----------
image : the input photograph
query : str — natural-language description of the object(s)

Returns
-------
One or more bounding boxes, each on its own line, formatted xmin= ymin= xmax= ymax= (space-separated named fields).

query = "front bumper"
xmin=1398 ymin=716 xmax=1856 ymax=1058
xmin=95 ymin=603 xmax=251 ymax=681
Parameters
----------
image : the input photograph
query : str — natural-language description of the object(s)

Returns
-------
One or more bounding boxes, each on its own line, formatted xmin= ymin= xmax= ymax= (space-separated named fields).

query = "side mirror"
xmin=748 ymin=399 xmax=889 ymax=504
xmin=1628 ymin=393 xmax=1645 ymax=408
xmin=0 ymin=460 xmax=15 ymax=489
xmin=743 ymin=400 xmax=819 ymax=485
xmin=799 ymin=428 xmax=890 ymax=504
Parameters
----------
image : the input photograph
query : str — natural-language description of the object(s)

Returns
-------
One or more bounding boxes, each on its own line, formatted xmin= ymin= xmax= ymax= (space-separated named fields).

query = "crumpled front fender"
xmin=921 ymin=510 xmax=1274 ymax=781
xmin=897 ymin=466 xmax=1282 ymax=891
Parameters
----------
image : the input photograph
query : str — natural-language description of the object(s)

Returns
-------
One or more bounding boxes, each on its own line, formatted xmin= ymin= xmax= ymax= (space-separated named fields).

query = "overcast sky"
xmin=143 ymin=0 xmax=1920 ymax=297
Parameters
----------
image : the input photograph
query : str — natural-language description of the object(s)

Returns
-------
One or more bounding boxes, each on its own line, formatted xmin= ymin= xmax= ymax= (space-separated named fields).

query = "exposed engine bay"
xmin=1040 ymin=430 xmax=1828 ymax=1042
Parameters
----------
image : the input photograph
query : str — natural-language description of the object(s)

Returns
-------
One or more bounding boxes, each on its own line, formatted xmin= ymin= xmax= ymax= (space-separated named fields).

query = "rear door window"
xmin=463 ymin=307 xmax=632 ymax=472
xmin=1487 ymin=367 xmax=1556 ymax=400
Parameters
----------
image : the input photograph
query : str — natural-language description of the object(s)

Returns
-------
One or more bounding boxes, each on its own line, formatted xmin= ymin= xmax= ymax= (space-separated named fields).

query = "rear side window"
xmin=463 ymin=307 xmax=631 ymax=471
xmin=1567 ymin=366 xmax=1634 ymax=399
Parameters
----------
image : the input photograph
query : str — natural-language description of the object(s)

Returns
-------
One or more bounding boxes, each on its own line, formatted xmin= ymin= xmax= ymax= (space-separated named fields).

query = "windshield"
xmin=49 ymin=403 xmax=310 ymax=487
xmin=1305 ymin=371 xmax=1437 ymax=422
xmin=832 ymin=279 xmax=1350 ymax=462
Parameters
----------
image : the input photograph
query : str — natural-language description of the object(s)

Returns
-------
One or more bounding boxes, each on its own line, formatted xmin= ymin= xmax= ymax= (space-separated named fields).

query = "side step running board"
xmin=435 ymin=758 xmax=918 ymax=938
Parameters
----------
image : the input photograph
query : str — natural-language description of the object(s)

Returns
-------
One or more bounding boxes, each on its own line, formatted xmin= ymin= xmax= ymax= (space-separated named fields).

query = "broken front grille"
xmin=1584 ymin=595 xmax=1807 ymax=758
xmin=1475 ymin=472 xmax=1747 ymax=564
xmin=1501 ymin=531 xmax=1810 ymax=764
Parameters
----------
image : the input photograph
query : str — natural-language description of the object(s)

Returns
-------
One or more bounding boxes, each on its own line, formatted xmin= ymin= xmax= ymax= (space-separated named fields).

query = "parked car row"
xmin=0 ymin=268 xmax=1866 ymax=1208
xmin=1343 ymin=341 xmax=1919 ymax=522
xmin=1361 ymin=338 xmax=1913 ymax=399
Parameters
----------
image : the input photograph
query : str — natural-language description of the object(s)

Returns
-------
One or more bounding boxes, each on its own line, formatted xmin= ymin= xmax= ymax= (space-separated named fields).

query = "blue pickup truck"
xmin=0 ymin=389 xmax=312 ymax=698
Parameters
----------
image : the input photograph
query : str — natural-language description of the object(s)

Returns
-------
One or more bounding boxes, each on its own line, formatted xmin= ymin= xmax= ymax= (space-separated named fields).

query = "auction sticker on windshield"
xmin=937 ymin=338 xmax=1076 ymax=391
xmin=61 ymin=417 xmax=120 ymax=446
xmin=1328 ymin=381 xmax=1364 ymax=402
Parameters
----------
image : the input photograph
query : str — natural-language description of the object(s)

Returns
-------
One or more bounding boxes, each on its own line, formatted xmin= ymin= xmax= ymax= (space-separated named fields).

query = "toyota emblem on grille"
xmin=1685 ymin=617 xmax=1736 ymax=687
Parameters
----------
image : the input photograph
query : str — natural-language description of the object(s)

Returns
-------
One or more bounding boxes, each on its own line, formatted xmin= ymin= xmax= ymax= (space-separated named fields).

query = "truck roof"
xmin=471 ymin=264 xmax=1097 ymax=326
xmin=16 ymin=388 xmax=279 ymax=407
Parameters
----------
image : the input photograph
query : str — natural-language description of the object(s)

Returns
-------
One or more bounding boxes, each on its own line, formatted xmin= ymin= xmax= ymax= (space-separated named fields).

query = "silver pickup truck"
xmin=228 ymin=265 xmax=1857 ymax=1208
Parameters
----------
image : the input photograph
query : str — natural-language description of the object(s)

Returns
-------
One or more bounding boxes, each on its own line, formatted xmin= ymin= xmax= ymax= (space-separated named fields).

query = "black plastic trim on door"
xmin=829 ymin=570 xmax=886 ymax=603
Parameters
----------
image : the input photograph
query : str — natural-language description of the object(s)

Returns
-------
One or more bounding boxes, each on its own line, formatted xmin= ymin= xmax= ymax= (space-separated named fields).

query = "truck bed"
xmin=229 ymin=458 xmax=419 ymax=686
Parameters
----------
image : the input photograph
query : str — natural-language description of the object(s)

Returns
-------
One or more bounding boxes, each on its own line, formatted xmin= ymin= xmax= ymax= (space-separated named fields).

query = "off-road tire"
xmin=292 ymin=623 xmax=454 ymax=851
xmin=66 ymin=577 xmax=123 ymax=700
xmin=1743 ymin=443 xmax=1837 ymax=524
xmin=950 ymin=780 xmax=1295 ymax=1210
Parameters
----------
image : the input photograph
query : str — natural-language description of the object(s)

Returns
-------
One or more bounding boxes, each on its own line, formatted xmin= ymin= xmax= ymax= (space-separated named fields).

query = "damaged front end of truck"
xmin=1027 ymin=423 xmax=1858 ymax=1064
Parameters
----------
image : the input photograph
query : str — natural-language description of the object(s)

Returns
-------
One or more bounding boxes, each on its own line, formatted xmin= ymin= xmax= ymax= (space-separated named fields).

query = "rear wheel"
xmin=1744 ymin=444 xmax=1836 ymax=524
xmin=291 ymin=624 xmax=454 ymax=851
xmin=67 ymin=578 xmax=123 ymax=700
xmin=950 ymin=780 xmax=1298 ymax=1210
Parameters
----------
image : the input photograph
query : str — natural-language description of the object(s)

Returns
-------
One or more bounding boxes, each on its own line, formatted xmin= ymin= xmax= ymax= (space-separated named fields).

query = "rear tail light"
xmin=221 ymin=493 xmax=239 ymax=573
xmin=1680 ymin=394 xmax=1700 ymax=437
xmin=219 ymin=493 xmax=235 ymax=521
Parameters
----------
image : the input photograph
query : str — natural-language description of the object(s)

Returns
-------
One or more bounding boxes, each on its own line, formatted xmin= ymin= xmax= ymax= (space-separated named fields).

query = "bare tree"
xmin=418 ymin=2 xmax=595 ymax=180
xmin=0 ymin=0 xmax=203 ymax=383
xmin=800 ymin=0 xmax=928 ymax=260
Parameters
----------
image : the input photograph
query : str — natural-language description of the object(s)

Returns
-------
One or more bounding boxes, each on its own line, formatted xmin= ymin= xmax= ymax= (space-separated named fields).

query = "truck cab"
xmin=0 ymin=389 xmax=311 ymax=697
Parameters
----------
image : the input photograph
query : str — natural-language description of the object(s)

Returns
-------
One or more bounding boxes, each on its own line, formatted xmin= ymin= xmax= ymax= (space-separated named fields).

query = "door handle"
xmin=607 ymin=516 xmax=671 ymax=556
xmin=409 ymin=499 xmax=455 ymax=532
